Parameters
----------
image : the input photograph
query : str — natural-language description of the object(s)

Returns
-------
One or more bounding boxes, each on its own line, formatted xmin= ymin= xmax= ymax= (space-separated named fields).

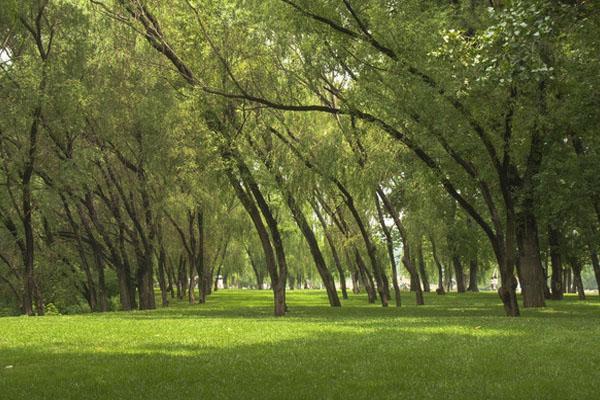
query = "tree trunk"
xmin=591 ymin=250 xmax=600 ymax=297
xmin=248 ymin=139 xmax=340 ymax=306
xmin=187 ymin=252 xmax=195 ymax=304
xmin=570 ymin=258 xmax=586 ymax=300
xmin=157 ymin=240 xmax=169 ymax=307
xmin=446 ymin=259 xmax=453 ymax=292
xmin=283 ymin=191 xmax=340 ymax=306
xmin=177 ymin=255 xmax=186 ymax=300
xmin=374 ymin=196 xmax=401 ymax=307
xmin=247 ymin=250 xmax=264 ymax=290
xmin=22 ymin=176 xmax=37 ymax=316
xmin=402 ymin=255 xmax=424 ymax=305
xmin=417 ymin=240 xmax=431 ymax=293
xmin=214 ymin=264 xmax=222 ymax=292
xmin=351 ymin=270 xmax=360 ymax=294
xmin=548 ymin=225 xmax=564 ymax=300
xmin=118 ymin=223 xmax=136 ymax=310
xmin=92 ymin=245 xmax=109 ymax=312
xmin=20 ymin=101 xmax=43 ymax=316
xmin=516 ymin=211 xmax=546 ymax=307
xmin=453 ymin=256 xmax=466 ymax=293
xmin=355 ymin=250 xmax=377 ymax=303
xmin=222 ymin=272 xmax=228 ymax=289
xmin=496 ymin=213 xmax=520 ymax=316
xmin=233 ymin=156 xmax=288 ymax=315
xmin=430 ymin=236 xmax=445 ymax=295
xmin=167 ymin=259 xmax=175 ymax=298
xmin=376 ymin=189 xmax=423 ymax=305
xmin=226 ymin=170 xmax=284 ymax=315
xmin=311 ymin=202 xmax=348 ymax=300
xmin=197 ymin=210 xmax=207 ymax=304
xmin=62 ymin=198 xmax=99 ymax=311
xmin=467 ymin=258 xmax=479 ymax=292
xmin=73 ymin=199 xmax=109 ymax=312
xmin=565 ymin=267 xmax=573 ymax=294
xmin=343 ymin=195 xmax=389 ymax=307
xmin=136 ymin=253 xmax=155 ymax=310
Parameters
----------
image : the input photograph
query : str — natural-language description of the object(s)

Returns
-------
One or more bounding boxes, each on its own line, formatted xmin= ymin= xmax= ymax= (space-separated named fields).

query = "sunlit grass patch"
xmin=0 ymin=290 xmax=599 ymax=400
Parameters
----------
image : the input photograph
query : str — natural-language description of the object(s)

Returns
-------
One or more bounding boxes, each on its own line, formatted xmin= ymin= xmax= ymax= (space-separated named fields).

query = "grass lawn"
xmin=0 ymin=290 xmax=599 ymax=399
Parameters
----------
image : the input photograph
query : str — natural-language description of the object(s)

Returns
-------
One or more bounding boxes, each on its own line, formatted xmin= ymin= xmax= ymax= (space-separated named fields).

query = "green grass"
xmin=1 ymin=290 xmax=599 ymax=399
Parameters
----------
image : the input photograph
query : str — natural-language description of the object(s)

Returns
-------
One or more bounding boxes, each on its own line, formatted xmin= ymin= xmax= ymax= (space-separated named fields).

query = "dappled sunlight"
xmin=2 ymin=291 xmax=600 ymax=399
xmin=394 ymin=325 xmax=523 ymax=338
xmin=2 ymin=319 xmax=599 ymax=399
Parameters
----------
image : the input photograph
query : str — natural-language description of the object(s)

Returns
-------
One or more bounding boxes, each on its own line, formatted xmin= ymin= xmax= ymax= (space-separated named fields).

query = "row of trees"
xmin=0 ymin=0 xmax=598 ymax=317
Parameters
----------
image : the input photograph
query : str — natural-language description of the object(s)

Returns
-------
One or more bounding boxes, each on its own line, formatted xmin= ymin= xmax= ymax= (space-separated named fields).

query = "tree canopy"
xmin=0 ymin=0 xmax=598 ymax=317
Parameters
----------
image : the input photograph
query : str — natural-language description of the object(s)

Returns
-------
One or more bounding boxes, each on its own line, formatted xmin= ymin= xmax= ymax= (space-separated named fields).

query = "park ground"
xmin=0 ymin=290 xmax=599 ymax=399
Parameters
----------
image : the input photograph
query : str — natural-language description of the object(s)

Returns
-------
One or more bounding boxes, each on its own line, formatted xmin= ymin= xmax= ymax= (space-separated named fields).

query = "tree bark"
xmin=226 ymin=170 xmax=285 ymax=315
xmin=247 ymin=249 xmax=264 ymax=290
xmin=351 ymin=270 xmax=360 ymax=294
xmin=312 ymin=203 xmax=348 ymax=299
xmin=548 ymin=225 xmax=564 ymax=300
xmin=354 ymin=250 xmax=377 ymax=303
xmin=564 ymin=267 xmax=573 ymax=294
xmin=375 ymin=196 xmax=401 ymax=306
xmin=74 ymin=198 xmax=110 ymax=312
xmin=246 ymin=136 xmax=340 ymax=306
xmin=213 ymin=264 xmax=222 ymax=292
xmin=277 ymin=191 xmax=338 ymax=301
xmin=21 ymin=108 xmax=41 ymax=316
xmin=452 ymin=256 xmax=466 ymax=293
xmin=417 ymin=240 xmax=431 ymax=292
xmin=91 ymin=241 xmax=109 ymax=312
xmin=157 ymin=226 xmax=169 ymax=307
xmin=516 ymin=210 xmax=546 ymax=307
xmin=231 ymin=153 xmax=288 ymax=315
xmin=342 ymin=194 xmax=389 ymax=306
xmin=430 ymin=236 xmax=446 ymax=295
xmin=570 ymin=258 xmax=586 ymax=300
xmin=376 ymin=189 xmax=423 ymax=305
xmin=467 ymin=258 xmax=479 ymax=292
xmin=61 ymin=197 xmax=99 ymax=310
xmin=591 ymin=250 xmax=600 ymax=297
xmin=197 ymin=210 xmax=207 ymax=304
xmin=497 ymin=212 xmax=520 ymax=316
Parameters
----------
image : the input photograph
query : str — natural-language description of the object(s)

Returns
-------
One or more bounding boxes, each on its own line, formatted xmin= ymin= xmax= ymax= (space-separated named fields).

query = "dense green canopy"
xmin=0 ymin=0 xmax=598 ymax=317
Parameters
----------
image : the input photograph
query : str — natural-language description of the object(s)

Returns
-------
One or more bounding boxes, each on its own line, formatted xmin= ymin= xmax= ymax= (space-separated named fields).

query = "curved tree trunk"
xmin=343 ymin=196 xmax=389 ymax=306
xmin=226 ymin=169 xmax=285 ymax=316
xmin=375 ymin=196 xmax=401 ymax=307
xmin=355 ymin=250 xmax=377 ymax=303
xmin=311 ymin=202 xmax=348 ymax=300
xmin=246 ymin=135 xmax=340 ymax=305
xmin=417 ymin=240 xmax=431 ymax=293
xmin=376 ymin=188 xmax=423 ymax=305
xmin=430 ymin=236 xmax=446 ymax=295
xmin=247 ymin=249 xmax=264 ymax=290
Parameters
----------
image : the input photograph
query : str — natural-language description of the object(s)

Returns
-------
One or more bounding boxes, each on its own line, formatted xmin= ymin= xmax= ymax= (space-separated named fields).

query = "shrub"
xmin=44 ymin=303 xmax=61 ymax=316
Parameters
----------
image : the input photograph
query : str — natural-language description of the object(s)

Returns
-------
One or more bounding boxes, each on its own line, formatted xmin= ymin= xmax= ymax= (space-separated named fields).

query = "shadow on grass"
xmin=1 ymin=323 xmax=599 ymax=400
xmin=95 ymin=291 xmax=600 ymax=322
xmin=2 ymin=291 xmax=600 ymax=399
